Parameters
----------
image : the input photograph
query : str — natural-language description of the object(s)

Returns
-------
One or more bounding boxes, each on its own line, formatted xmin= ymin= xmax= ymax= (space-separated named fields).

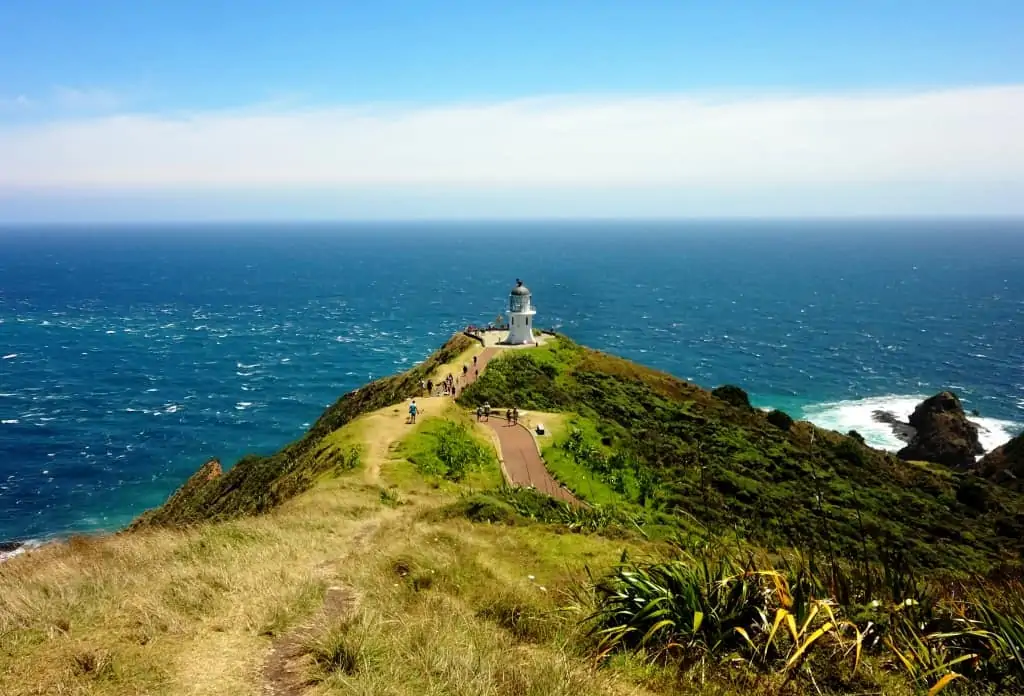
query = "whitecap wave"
xmin=2 ymin=353 xmax=17 ymax=360
xmin=0 ymin=539 xmax=44 ymax=563
xmin=801 ymin=394 xmax=1021 ymax=454
xmin=1 ymin=419 xmax=19 ymax=425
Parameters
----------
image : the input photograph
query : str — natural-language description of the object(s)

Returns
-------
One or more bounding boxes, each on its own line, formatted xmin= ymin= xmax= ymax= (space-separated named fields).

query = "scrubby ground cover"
xmin=458 ymin=336 xmax=1024 ymax=573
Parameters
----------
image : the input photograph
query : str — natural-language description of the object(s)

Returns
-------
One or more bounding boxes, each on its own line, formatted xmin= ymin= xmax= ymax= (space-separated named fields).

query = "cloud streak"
xmin=1 ymin=86 xmax=1023 ymax=200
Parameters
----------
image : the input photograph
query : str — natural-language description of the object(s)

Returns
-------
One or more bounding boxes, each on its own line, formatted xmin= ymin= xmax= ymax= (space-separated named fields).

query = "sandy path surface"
xmin=358 ymin=395 xmax=448 ymax=483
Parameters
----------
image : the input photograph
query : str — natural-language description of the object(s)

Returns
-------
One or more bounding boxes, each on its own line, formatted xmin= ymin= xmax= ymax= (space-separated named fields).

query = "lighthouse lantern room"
xmin=505 ymin=279 xmax=537 ymax=345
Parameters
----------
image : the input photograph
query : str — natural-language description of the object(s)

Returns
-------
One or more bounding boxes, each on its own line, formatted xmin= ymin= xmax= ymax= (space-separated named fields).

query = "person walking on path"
xmin=512 ymin=407 xmax=519 ymax=425
xmin=462 ymin=365 xmax=468 ymax=379
xmin=473 ymin=355 xmax=478 ymax=368
xmin=476 ymin=405 xmax=483 ymax=421
xmin=408 ymin=399 xmax=418 ymax=424
xmin=506 ymin=408 xmax=512 ymax=426
xmin=483 ymin=402 xmax=490 ymax=422
xmin=426 ymin=379 xmax=433 ymax=396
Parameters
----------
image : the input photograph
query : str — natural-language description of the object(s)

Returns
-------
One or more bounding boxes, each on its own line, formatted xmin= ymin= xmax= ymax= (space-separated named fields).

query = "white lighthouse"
xmin=505 ymin=279 xmax=537 ymax=345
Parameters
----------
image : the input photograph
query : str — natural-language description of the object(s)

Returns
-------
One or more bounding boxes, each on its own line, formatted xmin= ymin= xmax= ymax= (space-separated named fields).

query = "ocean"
xmin=1 ymin=220 xmax=1022 ymax=550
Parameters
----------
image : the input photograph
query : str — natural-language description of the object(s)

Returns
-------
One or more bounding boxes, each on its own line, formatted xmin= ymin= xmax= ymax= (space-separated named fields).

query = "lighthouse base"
xmin=504 ymin=312 xmax=536 ymax=345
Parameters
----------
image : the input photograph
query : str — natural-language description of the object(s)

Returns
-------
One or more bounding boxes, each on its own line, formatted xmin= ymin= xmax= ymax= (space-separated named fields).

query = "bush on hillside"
xmin=765 ymin=409 xmax=794 ymax=431
xmin=711 ymin=385 xmax=752 ymax=410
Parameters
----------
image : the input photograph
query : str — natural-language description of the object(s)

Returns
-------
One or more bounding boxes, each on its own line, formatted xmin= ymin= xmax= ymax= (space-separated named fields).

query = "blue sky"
xmin=2 ymin=1 xmax=1023 ymax=221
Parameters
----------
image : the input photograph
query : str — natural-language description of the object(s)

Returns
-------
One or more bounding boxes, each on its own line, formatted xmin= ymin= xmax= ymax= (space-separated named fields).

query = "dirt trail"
xmin=264 ymin=343 xmax=574 ymax=693
xmin=359 ymin=395 xmax=448 ymax=483
xmin=262 ymin=517 xmax=385 ymax=695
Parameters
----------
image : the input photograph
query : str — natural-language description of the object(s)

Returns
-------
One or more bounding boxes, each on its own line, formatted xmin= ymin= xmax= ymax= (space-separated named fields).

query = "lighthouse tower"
xmin=505 ymin=279 xmax=537 ymax=345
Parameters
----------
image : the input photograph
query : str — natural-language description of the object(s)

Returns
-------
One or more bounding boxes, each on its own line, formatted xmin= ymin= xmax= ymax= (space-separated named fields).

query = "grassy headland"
xmin=3 ymin=332 xmax=1024 ymax=696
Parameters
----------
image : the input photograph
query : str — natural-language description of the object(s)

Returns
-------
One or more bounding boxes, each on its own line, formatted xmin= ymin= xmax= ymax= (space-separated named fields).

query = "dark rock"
xmin=847 ymin=430 xmax=865 ymax=444
xmin=897 ymin=392 xmax=983 ymax=468
xmin=956 ymin=475 xmax=990 ymax=512
xmin=872 ymin=410 xmax=916 ymax=443
xmin=712 ymin=385 xmax=752 ymax=410
xmin=766 ymin=409 xmax=794 ymax=431
xmin=0 ymin=540 xmax=23 ymax=553
xmin=977 ymin=432 xmax=1024 ymax=487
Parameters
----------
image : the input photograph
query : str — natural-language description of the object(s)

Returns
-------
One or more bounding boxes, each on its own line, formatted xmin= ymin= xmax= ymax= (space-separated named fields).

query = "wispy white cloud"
xmin=1 ymin=86 xmax=1022 ymax=214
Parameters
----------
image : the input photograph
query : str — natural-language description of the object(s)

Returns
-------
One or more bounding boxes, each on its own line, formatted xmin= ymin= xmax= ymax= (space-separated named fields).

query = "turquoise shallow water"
xmin=1 ymin=220 xmax=1022 ymax=544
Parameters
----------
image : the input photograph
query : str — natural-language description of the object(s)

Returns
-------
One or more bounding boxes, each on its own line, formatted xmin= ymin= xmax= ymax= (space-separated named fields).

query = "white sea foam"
xmin=1 ymin=419 xmax=18 ymax=425
xmin=0 ymin=546 xmax=25 ymax=563
xmin=801 ymin=394 xmax=1022 ymax=454
xmin=235 ymin=401 xmax=254 ymax=410
xmin=2 ymin=353 xmax=17 ymax=360
xmin=0 ymin=538 xmax=50 ymax=563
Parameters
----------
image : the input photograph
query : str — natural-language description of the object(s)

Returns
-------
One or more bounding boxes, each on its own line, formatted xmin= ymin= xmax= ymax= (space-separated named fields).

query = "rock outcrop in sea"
xmin=896 ymin=391 xmax=983 ymax=468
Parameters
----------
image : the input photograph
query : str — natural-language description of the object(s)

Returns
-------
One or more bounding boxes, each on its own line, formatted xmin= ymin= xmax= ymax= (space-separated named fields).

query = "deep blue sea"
xmin=2 ymin=221 xmax=1023 ymax=548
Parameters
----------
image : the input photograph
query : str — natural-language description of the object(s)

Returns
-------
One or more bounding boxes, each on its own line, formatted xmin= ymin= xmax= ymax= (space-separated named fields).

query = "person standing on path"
xmin=409 ymin=399 xmax=418 ymax=424
xmin=427 ymin=379 xmax=433 ymax=396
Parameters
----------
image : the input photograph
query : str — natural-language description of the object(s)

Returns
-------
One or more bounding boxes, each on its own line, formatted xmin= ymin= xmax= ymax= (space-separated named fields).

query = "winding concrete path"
xmin=457 ymin=346 xmax=497 ymax=392
xmin=483 ymin=418 xmax=578 ymax=504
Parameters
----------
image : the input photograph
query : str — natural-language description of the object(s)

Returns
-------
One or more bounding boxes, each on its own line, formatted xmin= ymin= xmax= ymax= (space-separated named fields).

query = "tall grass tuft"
xmin=585 ymin=547 xmax=1024 ymax=694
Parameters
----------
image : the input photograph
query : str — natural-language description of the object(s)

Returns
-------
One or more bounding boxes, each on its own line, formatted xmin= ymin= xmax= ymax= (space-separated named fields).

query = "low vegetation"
xmin=586 ymin=545 xmax=1024 ymax=695
xmin=459 ymin=335 xmax=1024 ymax=572
xmin=398 ymin=415 xmax=501 ymax=486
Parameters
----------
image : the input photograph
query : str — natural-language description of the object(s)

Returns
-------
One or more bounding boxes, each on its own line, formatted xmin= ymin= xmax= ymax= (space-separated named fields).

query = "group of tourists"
xmin=475 ymin=402 xmax=519 ymax=426
xmin=420 ymin=354 xmax=483 ymax=399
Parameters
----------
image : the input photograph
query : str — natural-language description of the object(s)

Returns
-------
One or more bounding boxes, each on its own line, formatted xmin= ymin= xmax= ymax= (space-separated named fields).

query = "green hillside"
xmin=131 ymin=333 xmax=476 ymax=528
xmin=457 ymin=335 xmax=1024 ymax=572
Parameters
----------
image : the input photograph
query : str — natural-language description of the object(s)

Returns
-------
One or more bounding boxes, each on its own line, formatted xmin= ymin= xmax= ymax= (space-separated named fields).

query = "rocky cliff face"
xmin=977 ymin=432 xmax=1024 ymax=486
xmin=897 ymin=391 xmax=983 ymax=468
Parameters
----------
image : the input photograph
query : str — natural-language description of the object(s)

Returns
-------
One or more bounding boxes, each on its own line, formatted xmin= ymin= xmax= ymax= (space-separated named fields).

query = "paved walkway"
xmin=458 ymin=347 xmax=497 ymax=392
xmin=483 ymin=417 xmax=578 ymax=504
xmin=443 ymin=342 xmax=577 ymax=503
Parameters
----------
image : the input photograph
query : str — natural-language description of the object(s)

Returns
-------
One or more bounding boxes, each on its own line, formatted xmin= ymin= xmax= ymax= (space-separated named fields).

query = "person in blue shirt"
xmin=409 ymin=399 xmax=418 ymax=424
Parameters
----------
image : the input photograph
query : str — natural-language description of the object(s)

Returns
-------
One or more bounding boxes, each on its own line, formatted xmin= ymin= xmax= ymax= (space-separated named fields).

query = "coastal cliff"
xmin=978 ymin=431 xmax=1024 ymax=487
xmin=138 ymin=333 xmax=1024 ymax=571
xmin=131 ymin=333 xmax=475 ymax=528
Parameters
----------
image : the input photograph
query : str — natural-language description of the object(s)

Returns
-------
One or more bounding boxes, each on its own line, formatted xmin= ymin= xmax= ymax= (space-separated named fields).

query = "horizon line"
xmin=3 ymin=213 xmax=1024 ymax=228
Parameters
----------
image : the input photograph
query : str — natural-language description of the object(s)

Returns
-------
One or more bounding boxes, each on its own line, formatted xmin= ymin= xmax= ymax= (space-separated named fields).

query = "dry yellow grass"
xmin=0 ymin=400 xmax=661 ymax=696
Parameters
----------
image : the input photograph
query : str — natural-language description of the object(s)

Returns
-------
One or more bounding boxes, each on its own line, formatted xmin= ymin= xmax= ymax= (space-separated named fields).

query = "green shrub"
xmin=766 ymin=409 xmax=794 ymax=431
xmin=712 ymin=385 xmax=752 ymax=410
xmin=404 ymin=419 xmax=495 ymax=482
